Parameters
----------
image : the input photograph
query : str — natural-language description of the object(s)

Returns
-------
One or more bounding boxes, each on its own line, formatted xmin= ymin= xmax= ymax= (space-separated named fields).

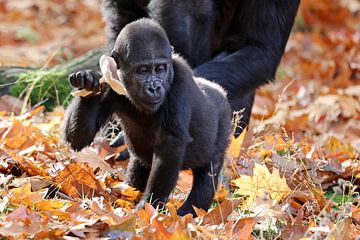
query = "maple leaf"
xmin=232 ymin=163 xmax=291 ymax=208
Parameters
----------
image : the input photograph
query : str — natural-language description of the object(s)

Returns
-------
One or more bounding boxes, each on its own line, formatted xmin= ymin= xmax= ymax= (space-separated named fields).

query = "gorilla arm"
xmin=194 ymin=0 xmax=300 ymax=99
xmin=64 ymin=55 xmax=130 ymax=151
xmin=63 ymin=88 xmax=116 ymax=151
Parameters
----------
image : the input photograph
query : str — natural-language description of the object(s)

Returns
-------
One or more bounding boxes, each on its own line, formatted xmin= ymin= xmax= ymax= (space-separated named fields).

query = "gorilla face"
xmin=128 ymin=62 xmax=169 ymax=113
xmin=111 ymin=19 xmax=173 ymax=114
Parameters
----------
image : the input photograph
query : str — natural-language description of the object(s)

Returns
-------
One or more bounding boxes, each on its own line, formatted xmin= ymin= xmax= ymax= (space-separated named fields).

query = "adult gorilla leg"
xmin=229 ymin=91 xmax=255 ymax=136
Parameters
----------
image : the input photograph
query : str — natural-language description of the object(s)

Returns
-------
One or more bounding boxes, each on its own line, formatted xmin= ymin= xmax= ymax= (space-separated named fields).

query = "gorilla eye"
xmin=136 ymin=66 xmax=149 ymax=75
xmin=155 ymin=64 xmax=166 ymax=74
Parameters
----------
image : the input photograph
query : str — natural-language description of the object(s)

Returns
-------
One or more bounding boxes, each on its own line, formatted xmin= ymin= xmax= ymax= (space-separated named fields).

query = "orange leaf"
xmin=312 ymin=187 xmax=332 ymax=212
xmin=29 ymin=106 xmax=45 ymax=118
xmin=227 ymin=128 xmax=247 ymax=158
xmin=213 ymin=184 xmax=228 ymax=202
xmin=54 ymin=163 xmax=105 ymax=199
xmin=115 ymin=199 xmax=132 ymax=209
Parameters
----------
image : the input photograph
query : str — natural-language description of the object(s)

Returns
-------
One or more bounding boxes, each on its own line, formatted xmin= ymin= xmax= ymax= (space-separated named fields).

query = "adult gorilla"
xmin=70 ymin=0 xmax=300 ymax=157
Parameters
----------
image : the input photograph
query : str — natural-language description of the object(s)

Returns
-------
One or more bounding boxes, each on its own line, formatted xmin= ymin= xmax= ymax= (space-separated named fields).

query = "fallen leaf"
xmin=232 ymin=163 xmax=291 ymax=207
xmin=75 ymin=147 xmax=116 ymax=174
xmin=226 ymin=217 xmax=257 ymax=240
xmin=330 ymin=218 xmax=360 ymax=239
xmin=227 ymin=128 xmax=247 ymax=159
xmin=54 ymin=163 xmax=106 ymax=199
xmin=202 ymin=199 xmax=243 ymax=225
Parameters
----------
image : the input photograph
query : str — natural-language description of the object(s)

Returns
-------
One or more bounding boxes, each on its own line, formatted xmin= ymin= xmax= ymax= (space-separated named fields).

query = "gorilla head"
xmin=111 ymin=19 xmax=174 ymax=114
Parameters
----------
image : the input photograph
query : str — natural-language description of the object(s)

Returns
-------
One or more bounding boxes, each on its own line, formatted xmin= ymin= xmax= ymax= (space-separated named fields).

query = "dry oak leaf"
xmin=54 ymin=163 xmax=106 ymax=199
xmin=0 ymin=207 xmax=45 ymax=239
xmin=225 ymin=217 xmax=257 ymax=240
xmin=201 ymin=198 xmax=243 ymax=226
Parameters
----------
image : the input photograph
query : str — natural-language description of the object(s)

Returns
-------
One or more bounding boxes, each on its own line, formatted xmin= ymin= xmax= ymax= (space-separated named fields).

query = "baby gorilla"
xmin=63 ymin=18 xmax=231 ymax=216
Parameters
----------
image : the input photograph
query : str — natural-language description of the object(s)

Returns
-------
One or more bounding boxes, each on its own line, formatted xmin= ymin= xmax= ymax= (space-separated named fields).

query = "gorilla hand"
xmin=69 ymin=70 xmax=102 ymax=96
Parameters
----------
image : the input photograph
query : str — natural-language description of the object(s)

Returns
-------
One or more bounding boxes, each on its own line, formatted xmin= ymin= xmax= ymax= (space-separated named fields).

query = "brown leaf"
xmin=75 ymin=147 xmax=116 ymax=174
xmin=331 ymin=218 xmax=360 ymax=240
xmin=252 ymin=94 xmax=275 ymax=119
xmin=311 ymin=187 xmax=332 ymax=212
xmin=202 ymin=199 xmax=243 ymax=225
xmin=0 ymin=207 xmax=45 ymax=239
xmin=226 ymin=217 xmax=257 ymax=240
xmin=0 ymin=95 xmax=23 ymax=115
xmin=176 ymin=170 xmax=193 ymax=192
xmin=9 ymin=183 xmax=71 ymax=220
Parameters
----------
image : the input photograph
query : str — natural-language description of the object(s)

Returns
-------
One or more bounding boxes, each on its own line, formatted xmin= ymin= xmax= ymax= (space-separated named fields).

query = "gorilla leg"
xmin=126 ymin=158 xmax=150 ymax=192
xmin=177 ymin=163 xmax=222 ymax=216
xmin=178 ymin=108 xmax=230 ymax=216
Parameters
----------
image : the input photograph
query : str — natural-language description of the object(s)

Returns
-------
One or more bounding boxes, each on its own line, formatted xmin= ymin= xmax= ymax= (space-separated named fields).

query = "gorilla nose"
xmin=146 ymin=86 xmax=161 ymax=97
xmin=145 ymin=83 xmax=162 ymax=98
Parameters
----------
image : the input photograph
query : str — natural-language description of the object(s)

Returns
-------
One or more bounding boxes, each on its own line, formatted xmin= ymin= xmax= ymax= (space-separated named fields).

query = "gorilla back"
xmin=63 ymin=18 xmax=232 ymax=216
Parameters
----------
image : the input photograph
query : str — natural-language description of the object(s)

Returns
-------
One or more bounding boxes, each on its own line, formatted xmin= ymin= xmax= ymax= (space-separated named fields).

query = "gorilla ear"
xmin=110 ymin=50 xmax=121 ymax=68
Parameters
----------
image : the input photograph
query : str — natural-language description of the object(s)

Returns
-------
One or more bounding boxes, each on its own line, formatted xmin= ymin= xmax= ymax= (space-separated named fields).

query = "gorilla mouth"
xmin=142 ymin=95 xmax=163 ymax=105
xmin=136 ymin=98 xmax=163 ymax=114
xmin=147 ymin=99 xmax=162 ymax=104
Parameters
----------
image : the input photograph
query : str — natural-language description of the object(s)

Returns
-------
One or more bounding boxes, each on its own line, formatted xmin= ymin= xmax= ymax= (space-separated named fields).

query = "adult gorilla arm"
xmin=194 ymin=0 xmax=300 ymax=99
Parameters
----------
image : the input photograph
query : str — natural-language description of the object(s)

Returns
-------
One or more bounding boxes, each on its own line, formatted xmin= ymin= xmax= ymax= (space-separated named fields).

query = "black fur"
xmin=101 ymin=0 xmax=300 ymax=133
xmin=64 ymin=0 xmax=300 ymax=214
xmin=63 ymin=19 xmax=232 ymax=216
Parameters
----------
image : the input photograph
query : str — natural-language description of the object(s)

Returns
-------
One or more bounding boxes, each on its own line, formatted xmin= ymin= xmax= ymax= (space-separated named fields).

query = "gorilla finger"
xmin=69 ymin=73 xmax=77 ymax=88
xmin=75 ymin=71 xmax=85 ymax=89
xmin=84 ymin=71 xmax=94 ymax=91
xmin=115 ymin=149 xmax=130 ymax=161
xmin=92 ymin=75 xmax=100 ymax=92
xmin=110 ymin=131 xmax=125 ymax=147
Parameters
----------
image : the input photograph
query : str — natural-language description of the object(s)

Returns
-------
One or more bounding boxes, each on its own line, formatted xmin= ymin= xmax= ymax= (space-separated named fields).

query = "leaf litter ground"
xmin=0 ymin=0 xmax=360 ymax=239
